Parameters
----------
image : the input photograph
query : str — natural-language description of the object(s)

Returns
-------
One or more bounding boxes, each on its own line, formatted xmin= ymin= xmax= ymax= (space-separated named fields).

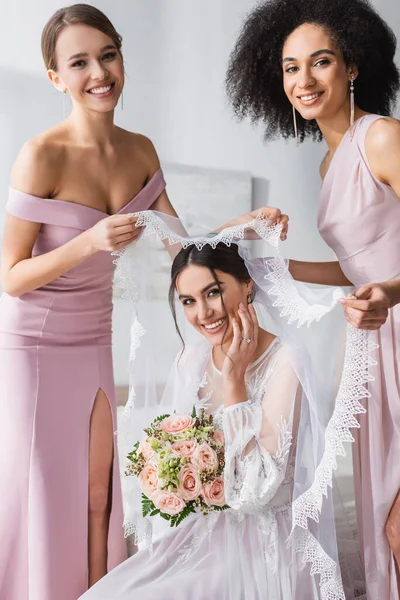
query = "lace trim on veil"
xmin=112 ymin=211 xmax=376 ymax=600
xmin=290 ymin=326 xmax=376 ymax=530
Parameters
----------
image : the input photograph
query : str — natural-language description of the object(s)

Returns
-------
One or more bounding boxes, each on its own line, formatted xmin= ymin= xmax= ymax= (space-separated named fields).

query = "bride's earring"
xmin=247 ymin=292 xmax=253 ymax=305
xmin=62 ymin=89 xmax=67 ymax=120
xmin=349 ymin=75 xmax=355 ymax=140
xmin=293 ymin=104 xmax=299 ymax=147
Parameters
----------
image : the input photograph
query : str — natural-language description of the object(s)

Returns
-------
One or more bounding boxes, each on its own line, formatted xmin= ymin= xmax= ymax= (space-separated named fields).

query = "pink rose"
xmin=152 ymin=490 xmax=186 ymax=516
xmin=213 ymin=430 xmax=225 ymax=447
xmin=139 ymin=463 xmax=159 ymax=497
xmin=161 ymin=414 xmax=196 ymax=435
xmin=138 ymin=440 xmax=155 ymax=461
xmin=171 ymin=439 xmax=198 ymax=458
xmin=178 ymin=463 xmax=203 ymax=501
xmin=202 ymin=477 xmax=226 ymax=507
xmin=192 ymin=442 xmax=219 ymax=471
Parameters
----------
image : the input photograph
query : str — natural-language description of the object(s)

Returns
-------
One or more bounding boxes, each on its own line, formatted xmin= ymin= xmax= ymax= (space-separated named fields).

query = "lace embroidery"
xmin=291 ymin=528 xmax=345 ymax=600
xmin=133 ymin=211 xmax=268 ymax=250
xmin=223 ymin=359 xmax=293 ymax=514
xmin=290 ymin=326 xmax=377 ymax=530
xmin=274 ymin=417 xmax=292 ymax=469
xmin=112 ymin=211 xmax=376 ymax=600
xmin=176 ymin=511 xmax=220 ymax=565
xmin=264 ymin=257 xmax=343 ymax=327
xmin=260 ymin=505 xmax=292 ymax=572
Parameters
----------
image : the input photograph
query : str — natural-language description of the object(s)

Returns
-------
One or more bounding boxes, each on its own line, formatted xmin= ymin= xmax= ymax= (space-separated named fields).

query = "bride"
xmin=80 ymin=213 xmax=370 ymax=600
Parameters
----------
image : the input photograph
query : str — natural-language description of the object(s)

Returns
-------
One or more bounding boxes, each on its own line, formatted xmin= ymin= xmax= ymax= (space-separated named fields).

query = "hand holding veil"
xmin=113 ymin=211 xmax=375 ymax=600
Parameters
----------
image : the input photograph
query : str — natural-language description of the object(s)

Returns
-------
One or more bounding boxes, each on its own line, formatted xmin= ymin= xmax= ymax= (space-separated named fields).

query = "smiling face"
xmin=48 ymin=24 xmax=124 ymax=112
xmin=176 ymin=265 xmax=252 ymax=348
xmin=282 ymin=23 xmax=356 ymax=122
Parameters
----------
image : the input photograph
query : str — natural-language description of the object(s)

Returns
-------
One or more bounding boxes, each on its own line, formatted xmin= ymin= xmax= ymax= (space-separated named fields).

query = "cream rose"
xmin=202 ymin=477 xmax=226 ymax=507
xmin=213 ymin=430 xmax=225 ymax=447
xmin=192 ymin=442 xmax=219 ymax=471
xmin=138 ymin=440 xmax=155 ymax=462
xmin=139 ymin=463 xmax=159 ymax=497
xmin=161 ymin=414 xmax=196 ymax=435
xmin=171 ymin=439 xmax=198 ymax=458
xmin=177 ymin=463 xmax=203 ymax=501
xmin=152 ymin=490 xmax=186 ymax=516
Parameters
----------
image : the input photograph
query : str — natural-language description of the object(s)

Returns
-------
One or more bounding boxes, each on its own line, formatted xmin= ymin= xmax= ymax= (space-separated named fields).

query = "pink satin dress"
xmin=318 ymin=115 xmax=400 ymax=600
xmin=0 ymin=168 xmax=166 ymax=600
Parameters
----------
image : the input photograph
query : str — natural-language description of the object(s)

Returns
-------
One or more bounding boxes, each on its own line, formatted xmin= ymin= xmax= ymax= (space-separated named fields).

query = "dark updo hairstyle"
xmin=41 ymin=4 xmax=123 ymax=71
xmin=226 ymin=0 xmax=400 ymax=142
xmin=169 ymin=242 xmax=251 ymax=347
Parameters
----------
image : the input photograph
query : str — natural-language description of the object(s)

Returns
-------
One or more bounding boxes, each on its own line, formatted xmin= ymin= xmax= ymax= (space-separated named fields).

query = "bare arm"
xmin=366 ymin=118 xmax=400 ymax=303
xmin=139 ymin=136 xmax=291 ymax=242
xmin=1 ymin=214 xmax=93 ymax=296
xmin=366 ymin=117 xmax=400 ymax=197
xmin=337 ymin=118 xmax=400 ymax=330
xmin=221 ymin=307 xmax=299 ymax=511
xmin=1 ymin=140 xmax=138 ymax=297
xmin=215 ymin=207 xmax=289 ymax=241
xmin=288 ymin=259 xmax=353 ymax=286
xmin=278 ymin=154 xmax=352 ymax=287
xmin=137 ymin=135 xmax=178 ymax=218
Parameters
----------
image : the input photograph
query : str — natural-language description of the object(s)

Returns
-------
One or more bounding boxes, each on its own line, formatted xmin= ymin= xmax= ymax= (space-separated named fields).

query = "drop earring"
xmin=293 ymin=104 xmax=299 ymax=147
xmin=62 ymin=89 xmax=67 ymax=120
xmin=120 ymin=90 xmax=124 ymax=111
xmin=247 ymin=292 xmax=253 ymax=305
xmin=349 ymin=76 xmax=355 ymax=140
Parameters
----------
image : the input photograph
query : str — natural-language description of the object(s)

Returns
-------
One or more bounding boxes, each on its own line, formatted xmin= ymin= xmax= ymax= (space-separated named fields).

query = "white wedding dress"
xmin=80 ymin=338 xmax=320 ymax=600
xmin=78 ymin=210 xmax=369 ymax=599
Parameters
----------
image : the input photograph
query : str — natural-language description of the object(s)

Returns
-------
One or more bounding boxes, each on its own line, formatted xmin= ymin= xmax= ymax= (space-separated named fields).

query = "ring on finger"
xmin=242 ymin=338 xmax=252 ymax=344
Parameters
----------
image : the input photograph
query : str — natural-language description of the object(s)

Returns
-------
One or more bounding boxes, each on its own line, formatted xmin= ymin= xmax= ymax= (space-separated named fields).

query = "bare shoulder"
xmin=132 ymin=132 xmax=157 ymax=153
xmin=365 ymin=117 xmax=400 ymax=157
xmin=365 ymin=117 xmax=400 ymax=184
xmin=11 ymin=125 xmax=67 ymax=197
xmin=117 ymin=128 xmax=161 ymax=174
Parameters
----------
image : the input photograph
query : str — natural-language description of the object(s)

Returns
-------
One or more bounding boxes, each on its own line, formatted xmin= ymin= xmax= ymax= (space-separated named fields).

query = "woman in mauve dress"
xmin=0 ymin=5 xmax=287 ymax=599
xmin=227 ymin=0 xmax=400 ymax=597
xmin=0 ymin=5 xmax=177 ymax=599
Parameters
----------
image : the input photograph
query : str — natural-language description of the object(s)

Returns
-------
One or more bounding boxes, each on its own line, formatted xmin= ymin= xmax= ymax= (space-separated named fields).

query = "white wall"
xmin=1 ymin=0 xmax=399 ymax=254
xmin=101 ymin=0 xmax=400 ymax=260
xmin=1 ymin=0 xmax=399 ymax=383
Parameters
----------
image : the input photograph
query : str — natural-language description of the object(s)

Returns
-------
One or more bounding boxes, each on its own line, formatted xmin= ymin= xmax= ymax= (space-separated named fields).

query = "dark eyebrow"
xmin=282 ymin=48 xmax=336 ymax=64
xmin=178 ymin=281 xmax=223 ymax=300
xmin=68 ymin=51 xmax=88 ymax=61
xmin=68 ymin=45 xmax=117 ymax=62
xmin=310 ymin=49 xmax=335 ymax=58
xmin=101 ymin=44 xmax=117 ymax=53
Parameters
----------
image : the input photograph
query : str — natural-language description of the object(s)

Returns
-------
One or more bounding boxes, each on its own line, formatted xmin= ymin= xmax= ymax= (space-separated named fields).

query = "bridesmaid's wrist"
xmin=385 ymin=280 xmax=400 ymax=308
xmin=80 ymin=230 xmax=98 ymax=258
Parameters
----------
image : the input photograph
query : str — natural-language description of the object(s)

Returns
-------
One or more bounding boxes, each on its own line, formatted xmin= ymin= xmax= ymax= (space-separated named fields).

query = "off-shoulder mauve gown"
xmin=318 ymin=115 xmax=400 ymax=600
xmin=0 ymin=168 xmax=166 ymax=600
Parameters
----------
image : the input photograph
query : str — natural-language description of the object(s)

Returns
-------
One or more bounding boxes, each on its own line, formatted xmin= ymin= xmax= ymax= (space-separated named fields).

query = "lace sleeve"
xmin=222 ymin=347 xmax=299 ymax=512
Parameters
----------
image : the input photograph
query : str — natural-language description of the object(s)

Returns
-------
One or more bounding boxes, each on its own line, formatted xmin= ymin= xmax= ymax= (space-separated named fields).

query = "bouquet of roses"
xmin=126 ymin=407 xmax=229 ymax=527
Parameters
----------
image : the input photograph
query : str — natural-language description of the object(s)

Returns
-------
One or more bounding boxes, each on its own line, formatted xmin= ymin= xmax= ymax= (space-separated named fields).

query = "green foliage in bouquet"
xmin=126 ymin=407 xmax=229 ymax=528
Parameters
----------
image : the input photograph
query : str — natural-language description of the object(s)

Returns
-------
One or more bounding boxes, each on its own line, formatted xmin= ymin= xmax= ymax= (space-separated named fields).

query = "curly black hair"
xmin=226 ymin=0 xmax=400 ymax=142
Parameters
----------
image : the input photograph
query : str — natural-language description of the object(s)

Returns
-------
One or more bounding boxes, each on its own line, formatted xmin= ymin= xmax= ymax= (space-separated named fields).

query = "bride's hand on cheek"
xmin=222 ymin=303 xmax=259 ymax=405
